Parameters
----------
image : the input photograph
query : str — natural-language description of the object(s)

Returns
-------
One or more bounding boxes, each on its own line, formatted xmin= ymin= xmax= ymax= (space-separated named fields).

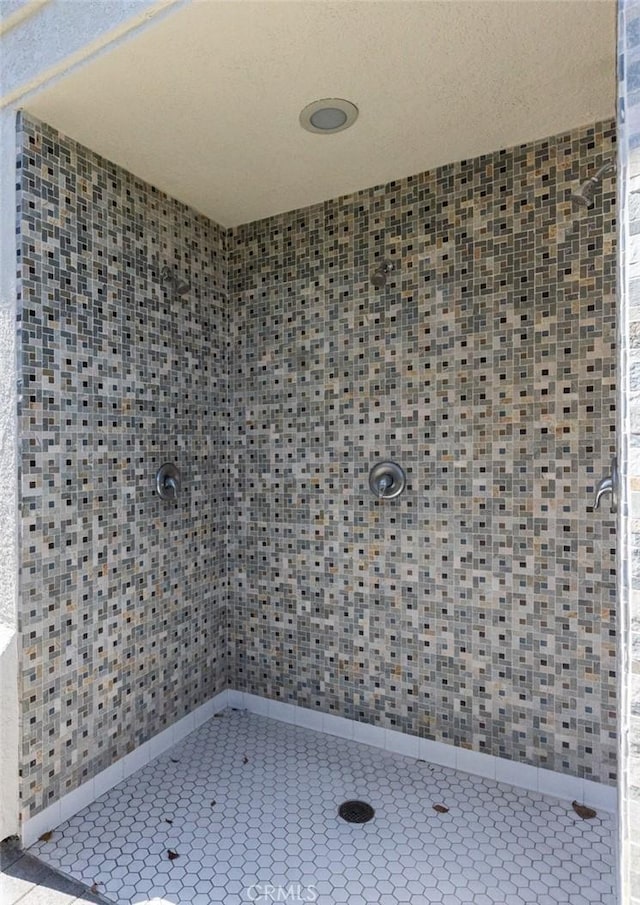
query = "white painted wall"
xmin=618 ymin=2 xmax=640 ymax=899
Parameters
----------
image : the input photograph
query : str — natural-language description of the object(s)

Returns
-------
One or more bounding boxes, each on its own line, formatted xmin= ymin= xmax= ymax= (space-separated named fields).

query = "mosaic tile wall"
xmin=229 ymin=119 xmax=618 ymax=785
xmin=618 ymin=0 xmax=640 ymax=897
xmin=16 ymin=115 xmax=229 ymax=821
xmin=16 ymin=113 xmax=618 ymax=823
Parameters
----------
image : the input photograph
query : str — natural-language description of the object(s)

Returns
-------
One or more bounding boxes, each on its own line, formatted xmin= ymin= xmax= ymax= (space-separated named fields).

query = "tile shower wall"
xmin=17 ymin=115 xmax=229 ymax=821
xmin=229 ymin=119 xmax=618 ymax=784
xmin=16 ymin=113 xmax=617 ymax=825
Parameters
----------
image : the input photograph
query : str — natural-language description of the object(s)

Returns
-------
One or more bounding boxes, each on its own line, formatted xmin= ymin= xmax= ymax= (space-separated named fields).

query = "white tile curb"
xmin=22 ymin=690 xmax=229 ymax=846
xmin=234 ymin=692 xmax=618 ymax=814
xmin=22 ymin=688 xmax=616 ymax=846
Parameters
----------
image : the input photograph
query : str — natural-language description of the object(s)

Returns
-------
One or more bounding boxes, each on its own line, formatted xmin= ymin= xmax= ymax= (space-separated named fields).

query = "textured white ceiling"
xmin=24 ymin=0 xmax=616 ymax=227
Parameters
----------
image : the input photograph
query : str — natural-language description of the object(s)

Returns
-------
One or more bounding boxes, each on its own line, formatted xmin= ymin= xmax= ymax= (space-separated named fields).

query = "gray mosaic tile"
xmin=228 ymin=119 xmax=618 ymax=785
xmin=17 ymin=115 xmax=230 ymax=822
xmin=17 ymin=112 xmax=617 ymax=828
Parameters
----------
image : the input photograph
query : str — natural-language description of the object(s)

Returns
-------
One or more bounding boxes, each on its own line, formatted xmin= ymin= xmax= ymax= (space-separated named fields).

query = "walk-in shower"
xmin=13 ymin=105 xmax=618 ymax=905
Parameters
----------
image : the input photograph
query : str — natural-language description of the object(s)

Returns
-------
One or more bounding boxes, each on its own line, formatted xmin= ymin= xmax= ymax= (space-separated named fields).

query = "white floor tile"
xmin=385 ymin=728 xmax=420 ymax=758
xmin=294 ymin=706 xmax=323 ymax=731
xmin=21 ymin=802 xmax=62 ymax=848
xmin=538 ymin=767 xmax=583 ymax=802
xmin=28 ymin=710 xmax=617 ymax=905
xmin=456 ymin=747 xmax=496 ymax=780
xmin=147 ymin=726 xmax=175 ymax=759
xmin=172 ymin=713 xmax=195 ymax=743
xmin=226 ymin=689 xmax=245 ymax=709
xmin=58 ymin=780 xmax=96 ymax=824
xmin=353 ymin=720 xmax=386 ymax=749
xmin=268 ymin=700 xmax=296 ymax=724
xmin=243 ymin=693 xmax=270 ymax=717
xmin=121 ymin=741 xmax=151 ymax=778
xmin=495 ymin=757 xmax=539 ymax=793
xmin=419 ymin=736 xmax=458 ymax=768
xmin=582 ymin=777 xmax=618 ymax=813
xmin=322 ymin=713 xmax=354 ymax=739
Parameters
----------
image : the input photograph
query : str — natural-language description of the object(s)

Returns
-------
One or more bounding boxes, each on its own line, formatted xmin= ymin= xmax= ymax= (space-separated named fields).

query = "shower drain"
xmin=338 ymin=800 xmax=375 ymax=824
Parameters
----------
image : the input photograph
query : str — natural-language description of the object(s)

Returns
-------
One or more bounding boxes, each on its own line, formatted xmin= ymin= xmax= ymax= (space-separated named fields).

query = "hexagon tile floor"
xmin=29 ymin=709 xmax=616 ymax=905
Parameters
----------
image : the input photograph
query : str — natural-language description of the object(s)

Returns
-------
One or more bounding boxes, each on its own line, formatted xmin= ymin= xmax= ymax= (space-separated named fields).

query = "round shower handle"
xmin=156 ymin=463 xmax=181 ymax=500
xmin=369 ymin=461 xmax=406 ymax=499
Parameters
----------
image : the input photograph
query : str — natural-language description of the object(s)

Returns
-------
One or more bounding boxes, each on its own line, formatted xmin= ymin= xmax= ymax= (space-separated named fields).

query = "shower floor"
xmin=29 ymin=709 xmax=616 ymax=905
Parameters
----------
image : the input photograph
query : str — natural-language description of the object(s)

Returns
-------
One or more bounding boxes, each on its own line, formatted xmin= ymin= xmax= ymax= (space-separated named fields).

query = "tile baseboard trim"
xmin=22 ymin=686 xmax=616 ymax=846
xmin=232 ymin=691 xmax=618 ymax=814
xmin=21 ymin=690 xmax=229 ymax=847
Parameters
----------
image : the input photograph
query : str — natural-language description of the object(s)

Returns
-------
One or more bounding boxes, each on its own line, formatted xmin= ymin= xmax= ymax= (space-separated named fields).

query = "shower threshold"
xmin=29 ymin=709 xmax=616 ymax=905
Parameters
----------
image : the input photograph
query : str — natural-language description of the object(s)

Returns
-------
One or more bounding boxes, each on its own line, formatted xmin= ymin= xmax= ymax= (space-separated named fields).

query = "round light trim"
xmin=300 ymin=98 xmax=358 ymax=135
xmin=310 ymin=107 xmax=347 ymax=130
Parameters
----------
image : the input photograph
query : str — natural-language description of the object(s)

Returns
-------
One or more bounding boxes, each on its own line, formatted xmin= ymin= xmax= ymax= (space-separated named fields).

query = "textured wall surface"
xmin=618 ymin=0 xmax=640 ymax=899
xmin=229 ymin=119 xmax=618 ymax=785
xmin=17 ymin=116 xmax=229 ymax=820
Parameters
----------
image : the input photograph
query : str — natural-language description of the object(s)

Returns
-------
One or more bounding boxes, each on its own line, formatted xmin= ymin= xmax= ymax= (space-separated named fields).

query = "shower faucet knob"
xmin=369 ymin=461 xmax=406 ymax=499
xmin=156 ymin=463 xmax=181 ymax=501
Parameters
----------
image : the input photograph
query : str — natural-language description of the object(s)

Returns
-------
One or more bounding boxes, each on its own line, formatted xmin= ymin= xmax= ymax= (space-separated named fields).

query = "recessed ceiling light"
xmin=300 ymin=98 xmax=359 ymax=135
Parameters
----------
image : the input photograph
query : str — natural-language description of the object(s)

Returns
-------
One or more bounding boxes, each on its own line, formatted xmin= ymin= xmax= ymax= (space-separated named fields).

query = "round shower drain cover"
xmin=338 ymin=800 xmax=375 ymax=824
